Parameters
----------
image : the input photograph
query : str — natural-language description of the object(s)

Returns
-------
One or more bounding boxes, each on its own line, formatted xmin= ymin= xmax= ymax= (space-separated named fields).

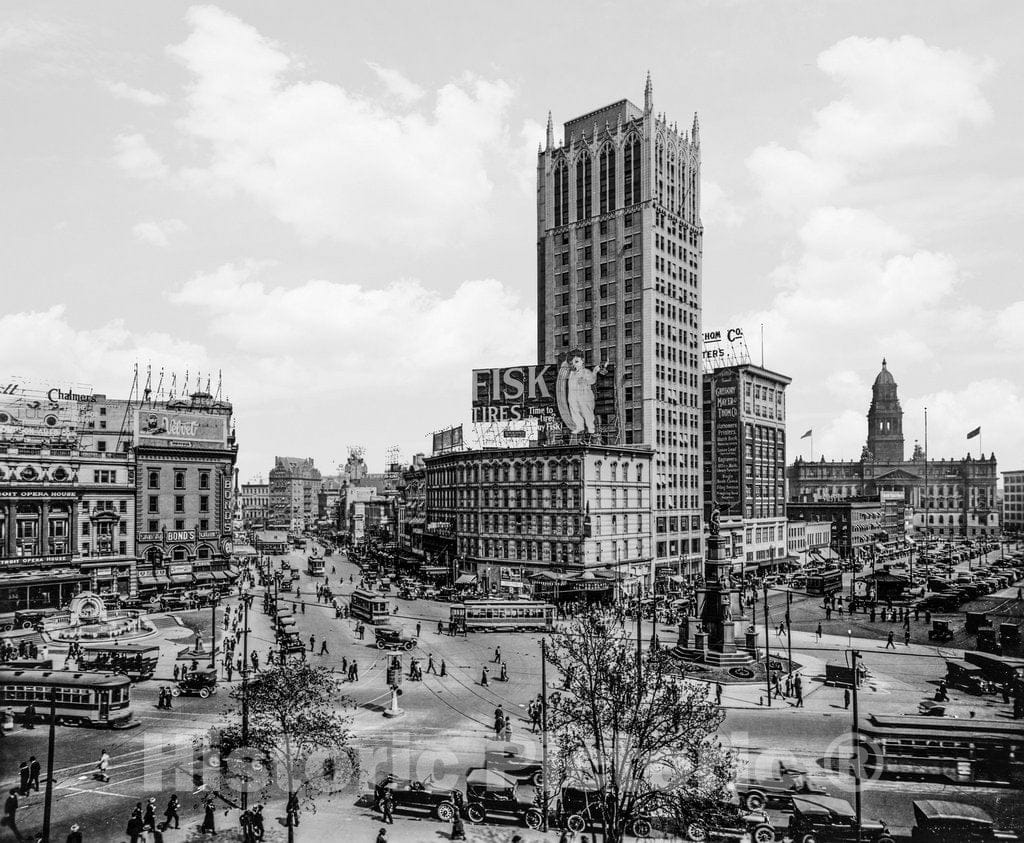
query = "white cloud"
xmin=747 ymin=36 xmax=993 ymax=214
xmin=807 ymin=36 xmax=994 ymax=167
xmin=132 ymin=219 xmax=187 ymax=247
xmin=911 ymin=379 xmax=1024 ymax=464
xmin=157 ymin=6 xmax=517 ymax=246
xmin=700 ymin=179 xmax=744 ymax=228
xmin=366 ymin=61 xmax=424 ymax=104
xmin=113 ymin=133 xmax=168 ymax=180
xmin=105 ymin=80 xmax=166 ymax=106
xmin=0 ymin=306 xmax=208 ymax=386
xmin=993 ymin=301 xmax=1024 ymax=351
xmin=745 ymin=144 xmax=845 ymax=214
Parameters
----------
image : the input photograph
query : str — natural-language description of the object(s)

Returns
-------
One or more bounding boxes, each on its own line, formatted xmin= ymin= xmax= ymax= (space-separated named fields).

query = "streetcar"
xmin=77 ymin=643 xmax=160 ymax=681
xmin=860 ymin=713 xmax=1024 ymax=786
xmin=306 ymin=555 xmax=325 ymax=577
xmin=450 ymin=599 xmax=555 ymax=633
xmin=805 ymin=568 xmax=843 ymax=595
xmin=0 ymin=668 xmax=134 ymax=728
xmin=348 ymin=588 xmax=391 ymax=625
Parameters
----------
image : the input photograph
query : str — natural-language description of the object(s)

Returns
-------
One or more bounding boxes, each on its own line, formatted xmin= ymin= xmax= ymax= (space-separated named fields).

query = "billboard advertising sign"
xmin=472 ymin=354 xmax=616 ymax=434
xmin=703 ymin=327 xmax=751 ymax=372
xmin=713 ymin=372 xmax=741 ymax=509
xmin=431 ymin=425 xmax=464 ymax=454
xmin=136 ymin=410 xmax=228 ymax=448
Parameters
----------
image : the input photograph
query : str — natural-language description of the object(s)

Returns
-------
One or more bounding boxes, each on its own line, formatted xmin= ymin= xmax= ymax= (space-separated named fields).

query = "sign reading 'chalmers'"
xmin=135 ymin=410 xmax=228 ymax=447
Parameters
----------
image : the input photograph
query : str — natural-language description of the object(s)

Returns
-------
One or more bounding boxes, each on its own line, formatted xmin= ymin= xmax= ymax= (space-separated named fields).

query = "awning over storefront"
xmin=137 ymin=574 xmax=171 ymax=587
xmin=209 ymin=571 xmax=230 ymax=581
xmin=455 ymin=574 xmax=477 ymax=586
xmin=421 ymin=566 xmax=447 ymax=576
xmin=169 ymin=574 xmax=192 ymax=585
xmin=193 ymin=572 xmax=215 ymax=583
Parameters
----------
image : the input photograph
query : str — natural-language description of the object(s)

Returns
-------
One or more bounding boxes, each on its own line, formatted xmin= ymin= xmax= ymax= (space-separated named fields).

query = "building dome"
xmin=873 ymin=358 xmax=895 ymax=387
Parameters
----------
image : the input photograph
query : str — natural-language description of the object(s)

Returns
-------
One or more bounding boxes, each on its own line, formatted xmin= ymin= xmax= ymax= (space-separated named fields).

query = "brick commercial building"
xmin=269 ymin=456 xmax=321 ymax=532
xmin=788 ymin=360 xmax=999 ymax=539
xmin=1003 ymin=470 xmax=1024 ymax=537
xmin=425 ymin=443 xmax=654 ymax=595
xmin=240 ymin=480 xmax=269 ymax=527
xmin=536 ymin=75 xmax=704 ymax=577
xmin=133 ymin=392 xmax=238 ymax=592
xmin=703 ymin=362 xmax=792 ymax=574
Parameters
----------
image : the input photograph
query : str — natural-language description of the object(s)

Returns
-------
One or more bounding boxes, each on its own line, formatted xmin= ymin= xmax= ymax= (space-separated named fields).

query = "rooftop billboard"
xmin=135 ymin=409 xmax=228 ymax=448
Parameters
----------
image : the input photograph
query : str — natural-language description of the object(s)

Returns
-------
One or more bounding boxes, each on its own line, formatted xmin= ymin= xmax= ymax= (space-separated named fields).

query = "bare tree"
xmin=546 ymin=611 xmax=734 ymax=843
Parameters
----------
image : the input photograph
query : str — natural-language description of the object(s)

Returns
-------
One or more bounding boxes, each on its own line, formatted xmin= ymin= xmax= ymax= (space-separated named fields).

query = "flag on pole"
xmin=800 ymin=429 xmax=813 ymax=439
xmin=966 ymin=426 xmax=981 ymax=440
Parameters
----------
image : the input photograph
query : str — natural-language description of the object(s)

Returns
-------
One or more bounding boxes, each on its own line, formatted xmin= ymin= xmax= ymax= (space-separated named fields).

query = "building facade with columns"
xmin=0 ymin=442 xmax=137 ymax=614
xmin=788 ymin=360 xmax=999 ymax=540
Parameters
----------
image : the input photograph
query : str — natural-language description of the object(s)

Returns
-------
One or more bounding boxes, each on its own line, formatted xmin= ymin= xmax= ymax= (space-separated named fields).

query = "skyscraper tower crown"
xmin=866 ymin=359 xmax=904 ymax=462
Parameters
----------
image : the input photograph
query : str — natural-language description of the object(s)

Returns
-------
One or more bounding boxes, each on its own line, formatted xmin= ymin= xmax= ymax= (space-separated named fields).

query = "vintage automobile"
xmin=374 ymin=625 xmax=417 ymax=651
xmin=555 ymin=783 xmax=654 ymax=838
xmin=928 ymin=620 xmax=955 ymax=642
xmin=463 ymin=768 xmax=543 ymax=828
xmin=483 ymin=741 xmax=543 ymax=787
xmin=373 ymin=772 xmax=461 ymax=822
xmin=733 ymin=765 xmax=826 ymax=811
xmin=788 ymin=796 xmax=894 ymax=843
xmin=910 ymin=800 xmax=1018 ymax=843
xmin=173 ymin=669 xmax=219 ymax=699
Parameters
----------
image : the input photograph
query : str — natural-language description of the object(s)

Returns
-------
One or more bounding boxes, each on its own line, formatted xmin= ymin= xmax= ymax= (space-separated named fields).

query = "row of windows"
xmin=147 ymin=495 xmax=210 ymax=514
xmin=552 ymin=137 xmax=643 ymax=227
xmin=148 ymin=468 xmax=212 ymax=490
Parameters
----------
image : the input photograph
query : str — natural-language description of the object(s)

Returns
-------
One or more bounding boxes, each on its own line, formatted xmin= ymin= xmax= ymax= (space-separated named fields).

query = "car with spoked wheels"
xmin=463 ymin=768 xmax=544 ymax=829
xmin=788 ymin=795 xmax=894 ymax=843
xmin=172 ymin=669 xmax=219 ymax=699
xmin=733 ymin=764 xmax=826 ymax=811
xmin=555 ymin=784 xmax=654 ymax=838
xmin=373 ymin=772 xmax=461 ymax=822
xmin=670 ymin=797 xmax=776 ymax=842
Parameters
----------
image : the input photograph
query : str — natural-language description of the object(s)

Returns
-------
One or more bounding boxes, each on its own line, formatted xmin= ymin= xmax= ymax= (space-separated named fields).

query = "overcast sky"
xmin=2 ymin=1 xmax=1022 ymax=480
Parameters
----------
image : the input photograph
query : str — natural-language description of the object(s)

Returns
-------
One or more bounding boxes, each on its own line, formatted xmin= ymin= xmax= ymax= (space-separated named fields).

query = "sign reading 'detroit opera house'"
xmin=472 ymin=352 xmax=616 ymax=435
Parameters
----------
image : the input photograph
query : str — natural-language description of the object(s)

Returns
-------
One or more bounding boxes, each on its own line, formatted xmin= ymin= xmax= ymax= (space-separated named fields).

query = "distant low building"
xmin=1004 ymin=470 xmax=1024 ymax=536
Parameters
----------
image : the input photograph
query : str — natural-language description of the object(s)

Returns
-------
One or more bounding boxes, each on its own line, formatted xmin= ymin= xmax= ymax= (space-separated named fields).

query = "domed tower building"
xmin=786 ymin=359 xmax=999 ymax=559
xmin=866 ymin=359 xmax=904 ymax=462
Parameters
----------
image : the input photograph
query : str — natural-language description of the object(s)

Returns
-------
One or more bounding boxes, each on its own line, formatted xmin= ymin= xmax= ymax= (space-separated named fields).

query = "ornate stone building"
xmin=788 ymin=361 xmax=999 ymax=539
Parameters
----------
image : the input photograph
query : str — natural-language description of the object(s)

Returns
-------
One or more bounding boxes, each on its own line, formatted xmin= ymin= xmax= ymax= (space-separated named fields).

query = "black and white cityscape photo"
xmin=2 ymin=3 xmax=1023 ymax=841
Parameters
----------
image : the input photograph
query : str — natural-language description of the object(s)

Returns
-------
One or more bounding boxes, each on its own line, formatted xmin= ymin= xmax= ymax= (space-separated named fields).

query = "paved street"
xmin=3 ymin=542 xmax=1022 ymax=841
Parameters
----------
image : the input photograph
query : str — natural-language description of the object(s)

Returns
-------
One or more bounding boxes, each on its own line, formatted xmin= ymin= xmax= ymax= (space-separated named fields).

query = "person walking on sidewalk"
xmin=164 ymin=794 xmax=180 ymax=829
xmin=493 ymin=646 xmax=502 ymax=664
xmin=481 ymin=666 xmax=489 ymax=687
xmin=427 ymin=654 xmax=436 ymax=674
xmin=2 ymin=789 xmax=17 ymax=839
xmin=815 ymin=622 xmax=822 ymax=642
xmin=885 ymin=630 xmax=896 ymax=649
xmin=376 ymin=829 xmax=388 ymax=843
xmin=200 ymin=796 xmax=216 ymax=834
xmin=715 ymin=682 xmax=723 ymax=706
xmin=319 ymin=639 xmax=329 ymax=656
xmin=380 ymin=790 xmax=394 ymax=824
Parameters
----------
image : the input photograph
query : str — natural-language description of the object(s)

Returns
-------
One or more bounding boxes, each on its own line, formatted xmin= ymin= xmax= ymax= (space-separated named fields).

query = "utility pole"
xmin=211 ymin=594 xmax=219 ymax=675
xmin=41 ymin=690 xmax=56 ymax=842
xmin=540 ymin=638 xmax=549 ymax=833
xmin=636 ymin=599 xmax=643 ymax=683
xmin=241 ymin=592 xmax=251 ymax=810
xmin=785 ymin=589 xmax=793 ymax=672
xmin=762 ymin=581 xmax=772 ymax=707
xmin=850 ymin=649 xmax=863 ymax=842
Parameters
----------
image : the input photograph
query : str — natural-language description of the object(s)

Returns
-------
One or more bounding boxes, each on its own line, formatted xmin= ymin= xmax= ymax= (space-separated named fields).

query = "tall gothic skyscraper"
xmin=536 ymin=74 xmax=705 ymax=575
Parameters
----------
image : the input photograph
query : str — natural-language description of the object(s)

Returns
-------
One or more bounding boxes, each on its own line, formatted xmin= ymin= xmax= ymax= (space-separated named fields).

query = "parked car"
xmin=788 ymin=796 xmax=894 ymax=843
xmin=910 ymin=800 xmax=1018 ymax=842
xmin=555 ymin=783 xmax=653 ymax=838
xmin=733 ymin=765 xmax=826 ymax=811
xmin=483 ymin=741 xmax=543 ymax=787
xmin=463 ymin=768 xmax=543 ymax=828
xmin=373 ymin=772 xmax=461 ymax=822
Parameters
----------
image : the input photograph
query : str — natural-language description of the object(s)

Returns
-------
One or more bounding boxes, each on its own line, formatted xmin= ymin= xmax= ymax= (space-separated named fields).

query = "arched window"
xmin=595 ymin=461 xmax=603 ymax=481
xmin=623 ymin=135 xmax=641 ymax=206
xmin=553 ymin=160 xmax=569 ymax=227
xmin=575 ymin=152 xmax=592 ymax=221
xmin=599 ymin=143 xmax=616 ymax=213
